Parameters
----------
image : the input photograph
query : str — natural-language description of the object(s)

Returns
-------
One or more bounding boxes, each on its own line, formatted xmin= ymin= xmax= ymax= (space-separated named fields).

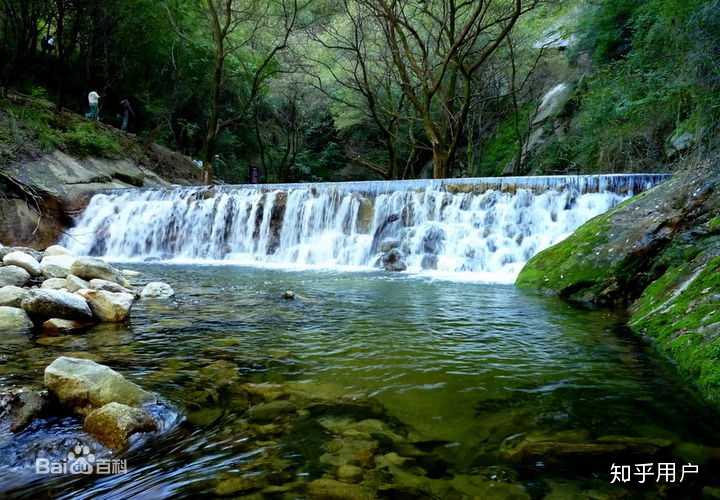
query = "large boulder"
xmin=0 ymin=286 xmax=29 ymax=307
xmin=141 ymin=282 xmax=175 ymax=299
xmin=76 ymin=289 xmax=134 ymax=322
xmin=2 ymin=251 xmax=41 ymax=276
xmin=83 ymin=402 xmax=157 ymax=450
xmin=70 ymin=258 xmax=129 ymax=287
xmin=0 ymin=306 xmax=33 ymax=333
xmin=44 ymin=356 xmax=154 ymax=415
xmin=21 ymin=289 xmax=93 ymax=320
xmin=40 ymin=255 xmax=77 ymax=278
xmin=0 ymin=246 xmax=43 ymax=262
xmin=0 ymin=265 xmax=30 ymax=287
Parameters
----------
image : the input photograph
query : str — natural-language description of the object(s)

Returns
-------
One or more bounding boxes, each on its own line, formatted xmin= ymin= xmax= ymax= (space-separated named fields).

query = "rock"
xmin=140 ymin=282 xmax=175 ymax=299
xmin=307 ymin=478 xmax=373 ymax=500
xmin=0 ymin=286 xmax=29 ymax=307
xmin=247 ymin=400 xmax=297 ymax=422
xmin=421 ymin=226 xmax=445 ymax=254
xmin=2 ymin=251 xmax=41 ymax=276
xmin=0 ymin=265 xmax=31 ymax=287
xmin=282 ymin=290 xmax=295 ymax=300
xmin=121 ymin=269 xmax=141 ymax=277
xmin=89 ymin=279 xmax=135 ymax=295
xmin=0 ymin=387 xmax=55 ymax=432
xmin=379 ymin=238 xmax=401 ymax=253
xmin=215 ymin=475 xmax=263 ymax=496
xmin=667 ymin=130 xmax=695 ymax=156
xmin=40 ymin=255 xmax=77 ymax=278
xmin=65 ymin=274 xmax=90 ymax=292
xmin=532 ymin=82 xmax=573 ymax=125
xmin=382 ymin=248 xmax=407 ymax=272
xmin=76 ymin=289 xmax=135 ymax=322
xmin=70 ymin=258 xmax=129 ymax=287
xmin=337 ymin=464 xmax=363 ymax=483
xmin=21 ymin=289 xmax=93 ymax=320
xmin=321 ymin=438 xmax=378 ymax=468
xmin=421 ymin=254 xmax=438 ymax=270
xmin=0 ymin=306 xmax=33 ymax=333
xmin=41 ymin=278 xmax=68 ymax=290
xmin=44 ymin=245 xmax=72 ymax=257
xmin=44 ymin=356 xmax=154 ymax=415
xmin=42 ymin=318 xmax=93 ymax=335
xmin=83 ymin=402 xmax=157 ymax=450
xmin=0 ymin=246 xmax=43 ymax=262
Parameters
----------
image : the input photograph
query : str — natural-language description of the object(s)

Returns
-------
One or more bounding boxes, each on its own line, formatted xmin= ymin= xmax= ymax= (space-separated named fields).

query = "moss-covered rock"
xmin=517 ymin=156 xmax=720 ymax=406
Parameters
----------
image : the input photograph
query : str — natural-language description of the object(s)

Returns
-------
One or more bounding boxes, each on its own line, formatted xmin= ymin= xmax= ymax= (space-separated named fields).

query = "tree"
xmin=356 ymin=0 xmax=540 ymax=178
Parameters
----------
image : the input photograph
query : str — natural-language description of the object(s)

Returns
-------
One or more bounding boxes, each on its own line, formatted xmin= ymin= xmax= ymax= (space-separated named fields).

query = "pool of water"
xmin=1 ymin=265 xmax=719 ymax=498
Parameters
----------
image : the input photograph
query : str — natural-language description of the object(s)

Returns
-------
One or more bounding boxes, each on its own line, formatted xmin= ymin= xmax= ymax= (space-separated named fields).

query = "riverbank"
xmin=0 ymin=93 xmax=200 ymax=248
xmin=517 ymin=153 xmax=720 ymax=406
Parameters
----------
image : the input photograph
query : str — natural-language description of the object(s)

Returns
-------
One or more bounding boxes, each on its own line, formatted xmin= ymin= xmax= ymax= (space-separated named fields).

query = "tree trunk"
xmin=432 ymin=145 xmax=449 ymax=179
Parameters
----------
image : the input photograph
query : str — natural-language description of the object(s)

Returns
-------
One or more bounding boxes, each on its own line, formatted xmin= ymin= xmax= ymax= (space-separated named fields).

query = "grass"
xmin=0 ymin=92 xmax=127 ymax=161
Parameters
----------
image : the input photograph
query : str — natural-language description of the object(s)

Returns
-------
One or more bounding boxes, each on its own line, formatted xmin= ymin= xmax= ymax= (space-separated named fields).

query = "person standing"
xmin=86 ymin=90 xmax=100 ymax=121
xmin=120 ymin=98 xmax=135 ymax=131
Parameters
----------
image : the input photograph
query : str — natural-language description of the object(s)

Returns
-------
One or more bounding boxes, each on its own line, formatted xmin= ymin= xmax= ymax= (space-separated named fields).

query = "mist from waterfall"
xmin=63 ymin=174 xmax=669 ymax=283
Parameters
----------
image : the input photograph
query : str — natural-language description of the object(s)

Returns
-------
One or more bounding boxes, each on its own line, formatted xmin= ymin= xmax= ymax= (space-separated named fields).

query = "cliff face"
xmin=517 ymin=155 xmax=720 ymax=404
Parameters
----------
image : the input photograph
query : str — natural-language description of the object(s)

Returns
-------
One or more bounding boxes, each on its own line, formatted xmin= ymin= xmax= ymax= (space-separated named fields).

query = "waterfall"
xmin=63 ymin=174 xmax=670 ymax=282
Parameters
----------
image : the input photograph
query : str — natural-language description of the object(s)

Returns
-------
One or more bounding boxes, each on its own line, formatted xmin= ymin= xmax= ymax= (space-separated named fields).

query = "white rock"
xmin=40 ymin=255 xmax=77 ymax=278
xmin=90 ymin=279 xmax=135 ymax=295
xmin=76 ymin=289 xmax=135 ymax=322
xmin=2 ymin=251 xmax=41 ymax=276
xmin=21 ymin=289 xmax=93 ymax=320
xmin=71 ymin=258 xmax=130 ymax=287
xmin=0 ymin=286 xmax=29 ymax=307
xmin=44 ymin=245 xmax=73 ymax=257
xmin=0 ymin=266 xmax=31 ymax=287
xmin=65 ymin=274 xmax=90 ymax=292
xmin=41 ymin=278 xmax=68 ymax=290
xmin=0 ymin=306 xmax=33 ymax=333
xmin=121 ymin=270 xmax=142 ymax=278
xmin=141 ymin=282 xmax=175 ymax=299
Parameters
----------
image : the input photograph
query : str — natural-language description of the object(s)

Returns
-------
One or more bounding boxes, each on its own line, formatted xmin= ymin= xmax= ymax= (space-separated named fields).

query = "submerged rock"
xmin=307 ymin=478 xmax=374 ymax=500
xmin=42 ymin=318 xmax=93 ymax=335
xmin=0 ymin=265 xmax=31 ymax=287
xmin=0 ymin=306 xmax=33 ymax=333
xmin=3 ymin=251 xmax=41 ymax=276
xmin=89 ymin=279 xmax=136 ymax=295
xmin=282 ymin=290 xmax=295 ymax=300
xmin=141 ymin=282 xmax=175 ymax=299
xmin=0 ymin=285 xmax=29 ymax=307
xmin=44 ymin=356 xmax=154 ymax=415
xmin=247 ymin=400 xmax=297 ymax=422
xmin=77 ymin=289 xmax=135 ymax=322
xmin=83 ymin=402 xmax=157 ymax=450
xmin=0 ymin=387 xmax=55 ymax=433
xmin=21 ymin=289 xmax=93 ymax=321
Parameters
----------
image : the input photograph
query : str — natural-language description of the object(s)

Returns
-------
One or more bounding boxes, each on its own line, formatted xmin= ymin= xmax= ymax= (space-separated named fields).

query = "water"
xmin=2 ymin=265 xmax=719 ymax=498
xmin=62 ymin=174 xmax=670 ymax=283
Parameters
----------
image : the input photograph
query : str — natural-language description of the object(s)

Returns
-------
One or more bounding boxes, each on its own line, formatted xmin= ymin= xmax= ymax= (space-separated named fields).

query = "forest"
xmin=1 ymin=0 xmax=719 ymax=183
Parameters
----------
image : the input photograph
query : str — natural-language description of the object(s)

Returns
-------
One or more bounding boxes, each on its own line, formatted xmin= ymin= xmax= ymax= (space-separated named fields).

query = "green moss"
xmin=709 ymin=216 xmax=720 ymax=233
xmin=515 ymin=208 xmax=615 ymax=295
xmin=630 ymin=256 xmax=720 ymax=403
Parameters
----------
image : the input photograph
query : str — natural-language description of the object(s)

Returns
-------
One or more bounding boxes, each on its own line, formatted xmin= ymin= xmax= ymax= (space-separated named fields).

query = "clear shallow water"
xmin=1 ymin=264 xmax=719 ymax=498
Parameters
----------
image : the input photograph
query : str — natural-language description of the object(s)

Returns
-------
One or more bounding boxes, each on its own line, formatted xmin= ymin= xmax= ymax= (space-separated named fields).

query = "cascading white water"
xmin=63 ymin=174 xmax=670 ymax=282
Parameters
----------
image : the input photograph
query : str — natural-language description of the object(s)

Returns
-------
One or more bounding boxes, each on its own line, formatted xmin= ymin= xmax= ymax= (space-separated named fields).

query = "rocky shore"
xmin=517 ymin=155 xmax=720 ymax=406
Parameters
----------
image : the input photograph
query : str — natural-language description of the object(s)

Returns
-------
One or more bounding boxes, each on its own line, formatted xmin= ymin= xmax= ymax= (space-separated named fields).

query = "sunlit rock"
xmin=83 ymin=402 xmax=157 ymax=450
xmin=0 ymin=265 xmax=31 ymax=287
xmin=21 ymin=289 xmax=93 ymax=321
xmin=2 ymin=251 xmax=41 ymax=276
xmin=0 ymin=306 xmax=33 ymax=333
xmin=0 ymin=285 xmax=29 ymax=308
xmin=140 ymin=281 xmax=175 ymax=299
xmin=76 ymin=289 xmax=135 ymax=322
